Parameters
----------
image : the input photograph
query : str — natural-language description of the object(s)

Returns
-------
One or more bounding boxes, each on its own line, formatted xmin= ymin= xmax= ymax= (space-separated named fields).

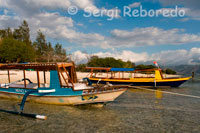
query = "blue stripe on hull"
xmin=90 ymin=80 xmax=187 ymax=87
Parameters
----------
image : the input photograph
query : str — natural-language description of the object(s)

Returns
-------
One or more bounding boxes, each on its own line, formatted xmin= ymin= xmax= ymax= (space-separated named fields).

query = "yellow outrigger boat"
xmin=85 ymin=67 xmax=191 ymax=87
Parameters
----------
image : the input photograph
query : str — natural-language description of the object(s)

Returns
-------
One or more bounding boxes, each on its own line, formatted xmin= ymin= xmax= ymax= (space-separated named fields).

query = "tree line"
xmin=76 ymin=56 xmax=176 ymax=74
xmin=0 ymin=20 xmax=67 ymax=63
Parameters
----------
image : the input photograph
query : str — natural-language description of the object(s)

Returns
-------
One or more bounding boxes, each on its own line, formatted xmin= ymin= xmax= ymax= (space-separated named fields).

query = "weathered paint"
xmin=0 ymin=89 xmax=126 ymax=105
xmin=0 ymin=70 xmax=127 ymax=105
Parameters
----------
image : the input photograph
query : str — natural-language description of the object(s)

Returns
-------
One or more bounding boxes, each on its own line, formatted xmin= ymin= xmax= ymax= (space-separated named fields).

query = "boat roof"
xmin=0 ymin=62 xmax=75 ymax=71
xmin=110 ymin=68 xmax=135 ymax=71
xmin=86 ymin=67 xmax=135 ymax=72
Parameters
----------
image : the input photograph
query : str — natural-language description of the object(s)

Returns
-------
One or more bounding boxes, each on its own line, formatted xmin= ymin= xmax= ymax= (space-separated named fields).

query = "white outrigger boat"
xmin=0 ymin=63 xmax=127 ymax=119
xmin=0 ymin=63 xmax=127 ymax=105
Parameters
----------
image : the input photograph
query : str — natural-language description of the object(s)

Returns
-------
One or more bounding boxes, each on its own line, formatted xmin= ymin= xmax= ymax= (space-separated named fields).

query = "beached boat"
xmin=85 ymin=67 xmax=191 ymax=87
xmin=0 ymin=63 xmax=127 ymax=105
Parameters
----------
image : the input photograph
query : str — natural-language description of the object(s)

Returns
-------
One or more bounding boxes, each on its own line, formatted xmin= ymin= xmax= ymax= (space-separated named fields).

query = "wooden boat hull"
xmin=0 ymin=88 xmax=126 ymax=105
xmin=89 ymin=77 xmax=191 ymax=87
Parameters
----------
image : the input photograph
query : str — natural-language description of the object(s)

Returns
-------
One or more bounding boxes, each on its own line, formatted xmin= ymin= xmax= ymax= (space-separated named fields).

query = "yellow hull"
xmin=89 ymin=77 xmax=191 ymax=87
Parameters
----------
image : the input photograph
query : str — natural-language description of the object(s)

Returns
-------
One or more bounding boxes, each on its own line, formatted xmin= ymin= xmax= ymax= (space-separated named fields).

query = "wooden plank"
xmin=62 ymin=65 xmax=73 ymax=84
xmin=62 ymin=65 xmax=74 ymax=88
xmin=37 ymin=71 xmax=40 ymax=88
xmin=43 ymin=71 xmax=46 ymax=84
xmin=7 ymin=70 xmax=10 ymax=83
xmin=60 ymin=71 xmax=69 ymax=86
xmin=57 ymin=68 xmax=63 ymax=87
xmin=72 ymin=62 xmax=78 ymax=83
xmin=70 ymin=66 xmax=74 ymax=82
xmin=86 ymin=67 xmax=111 ymax=71
xmin=23 ymin=70 xmax=26 ymax=88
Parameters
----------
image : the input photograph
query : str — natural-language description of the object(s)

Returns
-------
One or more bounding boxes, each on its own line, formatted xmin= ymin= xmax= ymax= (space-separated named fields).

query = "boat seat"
xmin=9 ymin=83 xmax=49 ymax=89
xmin=68 ymin=83 xmax=94 ymax=90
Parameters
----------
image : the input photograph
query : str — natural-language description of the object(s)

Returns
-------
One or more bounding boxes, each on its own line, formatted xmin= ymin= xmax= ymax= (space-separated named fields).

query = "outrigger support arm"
xmin=19 ymin=89 xmax=56 ymax=113
xmin=19 ymin=90 xmax=38 ymax=113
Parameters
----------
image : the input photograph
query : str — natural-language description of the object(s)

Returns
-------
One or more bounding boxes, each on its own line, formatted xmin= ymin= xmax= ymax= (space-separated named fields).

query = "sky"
xmin=0 ymin=0 xmax=200 ymax=65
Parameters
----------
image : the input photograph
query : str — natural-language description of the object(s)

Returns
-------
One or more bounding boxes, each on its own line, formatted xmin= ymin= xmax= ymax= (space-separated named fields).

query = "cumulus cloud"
xmin=109 ymin=27 xmax=200 ymax=47
xmin=94 ymin=51 xmax=149 ymax=62
xmin=0 ymin=0 xmax=115 ymax=46
xmin=72 ymin=48 xmax=200 ymax=65
xmin=182 ymin=8 xmax=200 ymax=20
xmin=0 ymin=0 xmax=98 ymax=16
xmin=158 ymin=0 xmax=200 ymax=10
xmin=71 ymin=51 xmax=89 ymax=64
xmin=0 ymin=0 xmax=8 ymax=7
xmin=0 ymin=14 xmax=21 ymax=28
xmin=158 ymin=0 xmax=200 ymax=20
xmin=26 ymin=12 xmax=106 ymax=45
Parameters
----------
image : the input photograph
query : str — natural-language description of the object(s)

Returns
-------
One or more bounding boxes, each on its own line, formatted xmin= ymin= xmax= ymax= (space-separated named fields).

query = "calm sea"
xmin=0 ymin=79 xmax=200 ymax=133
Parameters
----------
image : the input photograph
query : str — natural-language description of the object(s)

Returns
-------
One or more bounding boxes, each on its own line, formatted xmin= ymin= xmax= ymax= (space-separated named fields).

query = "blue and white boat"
xmin=0 ymin=63 xmax=127 ymax=105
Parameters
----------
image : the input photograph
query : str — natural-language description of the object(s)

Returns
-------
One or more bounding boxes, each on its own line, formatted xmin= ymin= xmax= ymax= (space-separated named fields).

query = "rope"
xmin=130 ymin=86 xmax=200 ymax=99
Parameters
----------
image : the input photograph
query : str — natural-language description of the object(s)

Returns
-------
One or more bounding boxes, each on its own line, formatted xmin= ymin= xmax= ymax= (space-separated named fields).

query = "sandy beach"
xmin=0 ymin=70 xmax=181 ymax=85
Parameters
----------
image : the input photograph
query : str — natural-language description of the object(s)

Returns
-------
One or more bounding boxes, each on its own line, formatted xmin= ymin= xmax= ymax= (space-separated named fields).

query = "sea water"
xmin=0 ymin=79 xmax=200 ymax=132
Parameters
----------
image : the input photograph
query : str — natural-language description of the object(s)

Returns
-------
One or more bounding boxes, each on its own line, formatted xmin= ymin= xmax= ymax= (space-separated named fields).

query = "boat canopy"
xmin=110 ymin=68 xmax=135 ymax=71
xmin=86 ymin=67 xmax=135 ymax=72
xmin=0 ymin=62 xmax=75 ymax=71
xmin=0 ymin=62 xmax=78 ymax=88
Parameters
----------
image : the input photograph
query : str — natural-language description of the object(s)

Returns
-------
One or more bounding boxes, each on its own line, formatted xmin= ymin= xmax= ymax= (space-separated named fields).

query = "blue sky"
xmin=0 ymin=0 xmax=200 ymax=65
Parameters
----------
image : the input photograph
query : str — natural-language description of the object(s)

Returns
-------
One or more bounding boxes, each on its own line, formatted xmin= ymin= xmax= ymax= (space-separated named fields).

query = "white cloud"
xmin=0 ymin=0 xmax=98 ymax=16
xmin=0 ymin=0 xmax=120 ymax=19
xmin=182 ymin=8 xmax=200 ymax=20
xmin=150 ymin=49 xmax=189 ymax=65
xmin=27 ymin=12 xmax=105 ymax=45
xmin=0 ymin=14 xmax=21 ymax=28
xmin=0 ymin=10 xmax=105 ymax=45
xmin=157 ymin=7 xmax=200 ymax=20
xmin=158 ymin=0 xmax=200 ymax=20
xmin=71 ymin=51 xmax=90 ymax=64
xmin=0 ymin=0 xmax=8 ymax=7
xmin=0 ymin=0 xmax=117 ymax=46
xmin=94 ymin=51 xmax=149 ymax=62
xmin=22 ymin=12 xmax=74 ymax=40
xmin=72 ymin=48 xmax=200 ymax=65
xmin=158 ymin=0 xmax=200 ymax=10
xmin=151 ymin=48 xmax=200 ymax=65
xmin=129 ymin=2 xmax=141 ymax=8
xmin=109 ymin=27 xmax=200 ymax=47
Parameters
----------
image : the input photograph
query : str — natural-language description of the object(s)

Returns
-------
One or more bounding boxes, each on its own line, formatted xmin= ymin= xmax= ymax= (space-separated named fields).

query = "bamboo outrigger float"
xmin=86 ymin=67 xmax=191 ymax=87
xmin=0 ymin=63 xmax=127 ymax=105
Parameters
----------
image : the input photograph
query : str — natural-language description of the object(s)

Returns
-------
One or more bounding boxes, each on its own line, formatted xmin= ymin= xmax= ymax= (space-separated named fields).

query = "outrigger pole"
xmin=0 ymin=89 xmax=55 ymax=120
